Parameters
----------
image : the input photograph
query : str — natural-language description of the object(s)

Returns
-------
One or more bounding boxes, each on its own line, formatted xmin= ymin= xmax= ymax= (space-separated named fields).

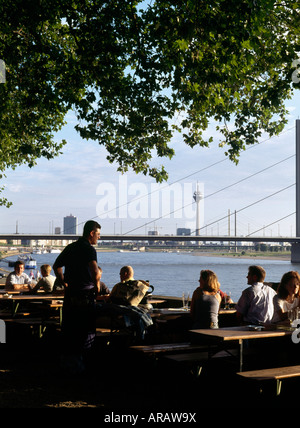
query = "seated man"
xmin=29 ymin=264 xmax=56 ymax=294
xmin=109 ymin=265 xmax=149 ymax=306
xmin=98 ymin=265 xmax=153 ymax=341
xmin=98 ymin=266 xmax=110 ymax=295
xmin=5 ymin=260 xmax=31 ymax=291
xmin=236 ymin=265 xmax=276 ymax=325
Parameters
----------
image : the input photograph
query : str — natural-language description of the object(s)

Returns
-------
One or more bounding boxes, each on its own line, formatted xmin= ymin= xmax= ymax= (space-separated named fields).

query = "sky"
xmin=1 ymin=91 xmax=300 ymax=239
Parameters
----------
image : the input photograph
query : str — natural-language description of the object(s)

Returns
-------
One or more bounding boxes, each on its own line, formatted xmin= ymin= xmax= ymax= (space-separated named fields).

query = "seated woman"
xmin=272 ymin=271 xmax=300 ymax=323
xmin=190 ymin=269 xmax=221 ymax=329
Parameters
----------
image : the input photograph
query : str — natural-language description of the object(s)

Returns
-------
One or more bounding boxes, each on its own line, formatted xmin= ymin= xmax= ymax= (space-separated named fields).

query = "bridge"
xmin=2 ymin=233 xmax=300 ymax=263
xmin=0 ymin=233 xmax=298 ymax=243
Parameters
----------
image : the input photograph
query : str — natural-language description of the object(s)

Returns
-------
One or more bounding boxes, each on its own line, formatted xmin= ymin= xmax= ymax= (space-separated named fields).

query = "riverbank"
xmin=0 ymin=249 xmax=292 ymax=271
xmin=96 ymin=247 xmax=292 ymax=261
xmin=191 ymin=250 xmax=291 ymax=261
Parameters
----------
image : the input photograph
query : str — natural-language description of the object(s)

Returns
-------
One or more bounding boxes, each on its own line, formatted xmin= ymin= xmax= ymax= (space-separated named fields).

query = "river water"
xmin=1 ymin=250 xmax=298 ymax=303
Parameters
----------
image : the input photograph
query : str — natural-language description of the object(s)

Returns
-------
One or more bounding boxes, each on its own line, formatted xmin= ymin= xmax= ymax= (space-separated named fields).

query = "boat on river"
xmin=19 ymin=255 xmax=37 ymax=269
xmin=8 ymin=255 xmax=37 ymax=269
xmin=48 ymin=248 xmax=61 ymax=254
xmin=24 ymin=257 xmax=37 ymax=269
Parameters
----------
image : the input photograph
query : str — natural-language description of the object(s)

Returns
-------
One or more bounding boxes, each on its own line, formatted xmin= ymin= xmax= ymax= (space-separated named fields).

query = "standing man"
xmin=53 ymin=220 xmax=101 ymax=373
xmin=236 ymin=265 xmax=276 ymax=325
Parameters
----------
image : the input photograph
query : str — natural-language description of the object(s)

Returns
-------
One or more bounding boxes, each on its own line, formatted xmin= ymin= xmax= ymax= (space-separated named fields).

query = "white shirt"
xmin=5 ymin=272 xmax=31 ymax=290
xmin=236 ymin=282 xmax=277 ymax=324
xmin=33 ymin=275 xmax=56 ymax=293
xmin=272 ymin=295 xmax=299 ymax=323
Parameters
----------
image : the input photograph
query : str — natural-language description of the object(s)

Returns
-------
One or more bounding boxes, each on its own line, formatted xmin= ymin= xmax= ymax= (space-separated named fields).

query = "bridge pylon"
xmin=291 ymin=119 xmax=300 ymax=263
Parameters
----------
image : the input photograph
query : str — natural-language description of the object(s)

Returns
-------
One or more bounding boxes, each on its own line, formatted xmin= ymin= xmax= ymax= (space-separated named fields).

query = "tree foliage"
xmin=0 ymin=0 xmax=299 ymax=206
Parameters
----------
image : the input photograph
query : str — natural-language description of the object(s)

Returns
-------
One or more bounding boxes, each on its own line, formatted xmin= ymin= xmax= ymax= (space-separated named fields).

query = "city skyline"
xmin=0 ymin=93 xmax=299 ymax=238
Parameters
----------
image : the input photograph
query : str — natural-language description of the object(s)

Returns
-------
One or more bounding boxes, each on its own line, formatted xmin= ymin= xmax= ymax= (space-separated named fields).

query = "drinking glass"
xmin=182 ymin=292 xmax=190 ymax=310
xmin=288 ymin=310 xmax=295 ymax=323
xmin=224 ymin=292 xmax=231 ymax=310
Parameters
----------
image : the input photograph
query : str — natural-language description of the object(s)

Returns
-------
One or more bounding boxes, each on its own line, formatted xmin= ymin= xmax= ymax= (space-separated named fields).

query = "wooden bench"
xmin=130 ymin=342 xmax=210 ymax=356
xmin=4 ymin=317 xmax=60 ymax=338
xmin=96 ymin=327 xmax=111 ymax=335
xmin=163 ymin=351 xmax=210 ymax=377
xmin=161 ymin=347 xmax=240 ymax=378
xmin=237 ymin=365 xmax=300 ymax=396
xmin=96 ymin=326 xmax=138 ymax=347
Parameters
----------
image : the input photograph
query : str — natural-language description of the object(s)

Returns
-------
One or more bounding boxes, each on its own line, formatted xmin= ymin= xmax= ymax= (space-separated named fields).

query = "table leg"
xmin=276 ymin=379 xmax=282 ymax=396
xmin=239 ymin=339 xmax=243 ymax=372
xmin=12 ymin=300 xmax=19 ymax=317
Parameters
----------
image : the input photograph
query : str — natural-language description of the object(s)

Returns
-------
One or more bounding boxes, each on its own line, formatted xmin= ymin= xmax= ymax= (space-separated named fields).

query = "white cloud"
xmin=7 ymin=184 xmax=22 ymax=193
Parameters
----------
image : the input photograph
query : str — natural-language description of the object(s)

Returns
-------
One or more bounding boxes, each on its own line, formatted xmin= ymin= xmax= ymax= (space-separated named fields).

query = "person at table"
xmin=190 ymin=269 xmax=222 ymax=329
xmin=236 ymin=265 xmax=276 ymax=325
xmin=272 ymin=271 xmax=300 ymax=323
xmin=28 ymin=264 xmax=56 ymax=294
xmin=108 ymin=265 xmax=150 ymax=306
xmin=98 ymin=266 xmax=110 ymax=295
xmin=53 ymin=220 xmax=101 ymax=374
xmin=5 ymin=260 xmax=31 ymax=291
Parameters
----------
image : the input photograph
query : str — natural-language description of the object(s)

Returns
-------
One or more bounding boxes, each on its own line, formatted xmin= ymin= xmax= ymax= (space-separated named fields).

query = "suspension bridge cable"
xmin=102 ymin=126 xmax=296 ymax=220
xmin=245 ymin=212 xmax=296 ymax=237
xmin=74 ymin=125 xmax=296 ymax=231
xmin=165 ymin=125 xmax=296 ymax=186
xmin=123 ymin=155 xmax=295 ymax=234
xmin=188 ymin=183 xmax=295 ymax=236
xmin=197 ymin=154 xmax=294 ymax=201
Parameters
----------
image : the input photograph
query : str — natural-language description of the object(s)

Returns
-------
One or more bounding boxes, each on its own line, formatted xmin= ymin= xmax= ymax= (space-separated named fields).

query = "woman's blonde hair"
xmin=200 ymin=270 xmax=220 ymax=293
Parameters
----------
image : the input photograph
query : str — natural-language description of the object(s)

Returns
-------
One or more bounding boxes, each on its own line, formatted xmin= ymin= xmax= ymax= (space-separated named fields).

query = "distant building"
xmin=177 ymin=228 xmax=191 ymax=236
xmin=54 ymin=227 xmax=61 ymax=235
xmin=64 ymin=214 xmax=78 ymax=235
xmin=148 ymin=230 xmax=159 ymax=245
xmin=148 ymin=230 xmax=159 ymax=236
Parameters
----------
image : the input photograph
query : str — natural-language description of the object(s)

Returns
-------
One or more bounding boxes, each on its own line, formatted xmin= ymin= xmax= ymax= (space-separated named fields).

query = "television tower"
xmin=193 ymin=183 xmax=203 ymax=237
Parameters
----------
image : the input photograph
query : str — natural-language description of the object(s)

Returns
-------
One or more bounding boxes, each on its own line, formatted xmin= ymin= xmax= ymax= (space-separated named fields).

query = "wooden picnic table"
xmin=151 ymin=308 xmax=191 ymax=316
xmin=0 ymin=292 xmax=63 ymax=318
xmin=151 ymin=307 xmax=236 ymax=318
xmin=147 ymin=298 xmax=166 ymax=304
xmin=189 ymin=325 xmax=293 ymax=372
xmin=237 ymin=364 xmax=300 ymax=396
